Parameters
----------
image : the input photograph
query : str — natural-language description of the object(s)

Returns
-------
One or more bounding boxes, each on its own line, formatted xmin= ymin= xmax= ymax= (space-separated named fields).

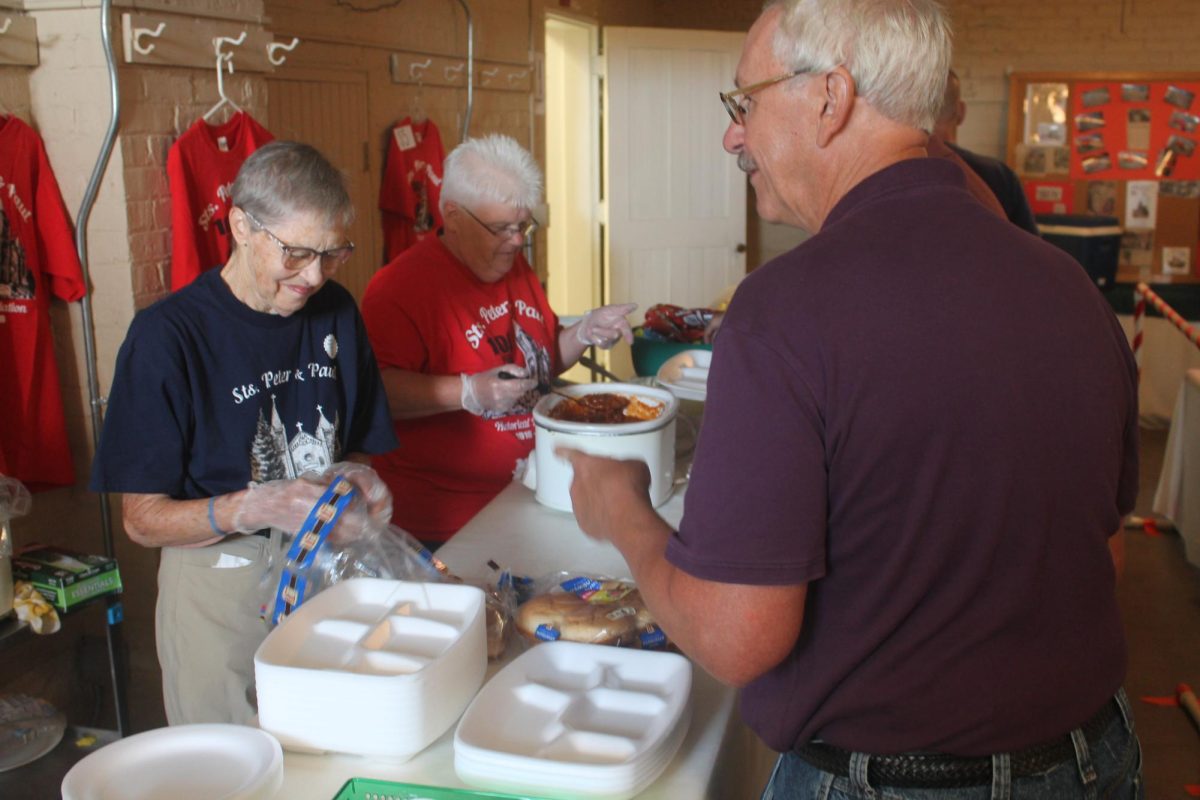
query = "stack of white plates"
xmin=61 ymin=724 xmax=283 ymax=800
xmin=454 ymin=641 xmax=691 ymax=800
xmin=656 ymin=350 xmax=711 ymax=402
xmin=255 ymin=577 xmax=486 ymax=760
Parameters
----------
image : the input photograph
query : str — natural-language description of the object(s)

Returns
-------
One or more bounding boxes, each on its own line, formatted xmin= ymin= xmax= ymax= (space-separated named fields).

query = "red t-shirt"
xmin=0 ymin=116 xmax=86 ymax=490
xmin=167 ymin=112 xmax=273 ymax=290
xmin=378 ymin=117 xmax=444 ymax=262
xmin=361 ymin=236 xmax=560 ymax=541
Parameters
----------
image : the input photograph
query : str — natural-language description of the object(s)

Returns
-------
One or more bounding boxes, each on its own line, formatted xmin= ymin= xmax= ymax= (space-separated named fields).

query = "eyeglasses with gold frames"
xmin=719 ymin=69 xmax=806 ymax=125
xmin=242 ymin=209 xmax=355 ymax=272
xmin=459 ymin=204 xmax=539 ymax=240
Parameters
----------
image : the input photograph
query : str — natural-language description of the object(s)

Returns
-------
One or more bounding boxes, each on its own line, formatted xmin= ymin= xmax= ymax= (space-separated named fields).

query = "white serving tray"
xmin=255 ymin=578 xmax=486 ymax=759
xmin=454 ymin=641 xmax=691 ymax=799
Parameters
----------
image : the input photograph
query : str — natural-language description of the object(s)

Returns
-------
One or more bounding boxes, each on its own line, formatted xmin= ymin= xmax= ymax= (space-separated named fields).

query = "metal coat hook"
xmin=131 ymin=21 xmax=165 ymax=55
xmin=267 ymin=37 xmax=300 ymax=66
xmin=0 ymin=18 xmax=11 ymax=35
xmin=444 ymin=62 xmax=465 ymax=82
xmin=480 ymin=66 xmax=499 ymax=86
xmin=409 ymin=58 xmax=432 ymax=82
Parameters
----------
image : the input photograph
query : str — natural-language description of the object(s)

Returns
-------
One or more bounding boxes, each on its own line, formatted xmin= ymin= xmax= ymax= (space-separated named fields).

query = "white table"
xmin=272 ymin=480 xmax=776 ymax=799
xmin=1153 ymin=368 xmax=1200 ymax=567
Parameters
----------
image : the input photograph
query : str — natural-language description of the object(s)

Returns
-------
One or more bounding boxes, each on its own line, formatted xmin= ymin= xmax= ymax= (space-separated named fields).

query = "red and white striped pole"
xmin=1136 ymin=282 xmax=1200 ymax=351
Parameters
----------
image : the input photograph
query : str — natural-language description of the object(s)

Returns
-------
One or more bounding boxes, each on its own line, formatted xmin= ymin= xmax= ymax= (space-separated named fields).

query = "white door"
xmin=603 ymin=27 xmax=746 ymax=315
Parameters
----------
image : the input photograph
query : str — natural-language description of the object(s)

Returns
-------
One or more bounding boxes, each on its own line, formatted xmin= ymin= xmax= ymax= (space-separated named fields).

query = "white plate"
xmin=655 ymin=350 xmax=711 ymax=402
xmin=61 ymin=724 xmax=283 ymax=800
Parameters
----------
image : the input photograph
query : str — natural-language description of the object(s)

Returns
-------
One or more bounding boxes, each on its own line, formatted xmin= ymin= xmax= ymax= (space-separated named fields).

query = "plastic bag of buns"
xmin=515 ymin=572 xmax=669 ymax=650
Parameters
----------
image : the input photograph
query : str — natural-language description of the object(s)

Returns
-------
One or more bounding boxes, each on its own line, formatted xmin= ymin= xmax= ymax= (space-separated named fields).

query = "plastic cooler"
xmin=630 ymin=328 xmax=712 ymax=377
xmin=1035 ymin=214 xmax=1122 ymax=288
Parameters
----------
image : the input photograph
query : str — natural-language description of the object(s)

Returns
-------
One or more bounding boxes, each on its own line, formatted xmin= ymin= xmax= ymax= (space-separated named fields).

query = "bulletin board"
xmin=1007 ymin=71 xmax=1200 ymax=285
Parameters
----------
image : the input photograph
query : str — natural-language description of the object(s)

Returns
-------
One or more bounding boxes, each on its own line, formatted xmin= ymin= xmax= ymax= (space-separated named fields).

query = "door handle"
xmin=735 ymin=243 xmax=747 ymax=253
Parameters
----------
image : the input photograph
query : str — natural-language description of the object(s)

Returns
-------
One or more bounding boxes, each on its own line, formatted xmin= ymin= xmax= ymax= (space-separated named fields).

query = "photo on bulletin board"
xmin=1162 ymin=246 xmax=1191 ymax=275
xmin=1125 ymin=180 xmax=1159 ymax=230
xmin=1120 ymin=231 xmax=1155 ymax=271
xmin=1086 ymin=181 xmax=1119 ymax=216
xmin=1070 ymin=80 xmax=1200 ymax=181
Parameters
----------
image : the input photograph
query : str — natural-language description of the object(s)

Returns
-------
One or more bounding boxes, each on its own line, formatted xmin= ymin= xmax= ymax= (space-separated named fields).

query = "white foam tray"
xmin=656 ymin=350 xmax=711 ymax=402
xmin=255 ymin=578 xmax=486 ymax=759
xmin=454 ymin=641 xmax=691 ymax=800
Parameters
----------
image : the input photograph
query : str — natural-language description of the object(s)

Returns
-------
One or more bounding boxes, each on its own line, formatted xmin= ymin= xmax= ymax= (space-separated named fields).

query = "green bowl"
xmin=630 ymin=328 xmax=712 ymax=377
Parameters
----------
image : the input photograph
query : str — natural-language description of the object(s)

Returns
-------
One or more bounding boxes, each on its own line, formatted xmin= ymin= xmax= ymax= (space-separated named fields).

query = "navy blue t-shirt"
xmin=91 ymin=269 xmax=397 ymax=499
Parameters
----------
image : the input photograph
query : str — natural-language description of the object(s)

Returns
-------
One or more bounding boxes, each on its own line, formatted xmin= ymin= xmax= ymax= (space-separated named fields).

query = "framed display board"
xmin=1007 ymin=72 xmax=1200 ymax=284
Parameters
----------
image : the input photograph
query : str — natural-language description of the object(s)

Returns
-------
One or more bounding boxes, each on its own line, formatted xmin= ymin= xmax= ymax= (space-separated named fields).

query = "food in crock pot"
xmin=547 ymin=393 xmax=663 ymax=424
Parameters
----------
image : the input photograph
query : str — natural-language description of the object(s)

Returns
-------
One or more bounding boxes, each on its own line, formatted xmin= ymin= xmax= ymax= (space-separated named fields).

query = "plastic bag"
xmin=514 ymin=572 xmax=668 ymax=650
xmin=258 ymin=475 xmax=449 ymax=627
xmin=0 ymin=475 xmax=31 ymax=530
xmin=641 ymin=304 xmax=718 ymax=343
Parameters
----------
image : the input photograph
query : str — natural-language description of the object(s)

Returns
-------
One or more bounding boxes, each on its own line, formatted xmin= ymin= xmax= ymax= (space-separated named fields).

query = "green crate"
xmin=331 ymin=778 xmax=545 ymax=800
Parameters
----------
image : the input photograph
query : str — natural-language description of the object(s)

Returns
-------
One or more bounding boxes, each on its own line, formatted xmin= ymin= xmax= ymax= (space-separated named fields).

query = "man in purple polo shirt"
xmin=561 ymin=1 xmax=1143 ymax=798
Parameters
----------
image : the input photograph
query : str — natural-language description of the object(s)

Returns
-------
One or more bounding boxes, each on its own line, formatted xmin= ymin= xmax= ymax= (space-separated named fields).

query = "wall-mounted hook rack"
xmin=389 ymin=50 xmax=531 ymax=94
xmin=0 ymin=14 xmax=38 ymax=66
xmin=267 ymin=37 xmax=299 ymax=67
xmin=409 ymin=58 xmax=433 ymax=82
xmin=120 ymin=12 xmax=275 ymax=73
xmin=131 ymin=21 xmax=165 ymax=55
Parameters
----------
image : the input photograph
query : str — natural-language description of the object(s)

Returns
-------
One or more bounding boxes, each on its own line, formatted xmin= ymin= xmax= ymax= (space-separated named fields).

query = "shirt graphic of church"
xmin=250 ymin=395 xmax=342 ymax=484
xmin=0 ymin=210 xmax=35 ymax=299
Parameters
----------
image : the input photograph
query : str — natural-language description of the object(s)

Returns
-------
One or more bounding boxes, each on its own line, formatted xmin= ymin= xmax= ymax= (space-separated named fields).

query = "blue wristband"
xmin=207 ymin=496 xmax=231 ymax=537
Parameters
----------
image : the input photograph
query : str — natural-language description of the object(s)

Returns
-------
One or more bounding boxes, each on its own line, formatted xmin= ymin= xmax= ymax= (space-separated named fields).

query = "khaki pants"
xmin=155 ymin=532 xmax=278 ymax=725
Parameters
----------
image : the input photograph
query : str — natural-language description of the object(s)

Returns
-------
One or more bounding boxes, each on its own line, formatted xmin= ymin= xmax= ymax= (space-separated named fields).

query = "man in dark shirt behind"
xmin=560 ymin=1 xmax=1143 ymax=798
xmin=935 ymin=68 xmax=1040 ymax=234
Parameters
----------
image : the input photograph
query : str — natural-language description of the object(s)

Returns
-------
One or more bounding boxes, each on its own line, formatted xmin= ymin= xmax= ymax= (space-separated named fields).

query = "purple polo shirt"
xmin=667 ymin=157 xmax=1138 ymax=756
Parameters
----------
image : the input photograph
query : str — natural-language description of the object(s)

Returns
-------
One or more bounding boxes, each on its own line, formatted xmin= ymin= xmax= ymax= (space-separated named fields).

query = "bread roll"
xmin=516 ymin=590 xmax=639 ymax=645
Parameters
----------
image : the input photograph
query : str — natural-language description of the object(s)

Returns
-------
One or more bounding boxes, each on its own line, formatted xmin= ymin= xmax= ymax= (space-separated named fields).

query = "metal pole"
xmin=75 ymin=0 xmax=128 ymax=737
xmin=455 ymin=0 xmax=473 ymax=142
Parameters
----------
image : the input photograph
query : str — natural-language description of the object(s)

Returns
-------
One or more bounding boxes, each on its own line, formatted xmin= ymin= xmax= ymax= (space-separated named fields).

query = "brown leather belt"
xmin=795 ymin=698 xmax=1121 ymax=789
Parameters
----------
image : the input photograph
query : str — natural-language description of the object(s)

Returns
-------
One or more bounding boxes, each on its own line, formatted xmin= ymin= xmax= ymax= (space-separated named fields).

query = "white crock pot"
xmin=524 ymin=383 xmax=680 ymax=513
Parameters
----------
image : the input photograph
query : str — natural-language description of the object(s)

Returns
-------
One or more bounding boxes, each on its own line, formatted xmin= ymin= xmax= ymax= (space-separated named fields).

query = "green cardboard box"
xmin=12 ymin=546 xmax=122 ymax=613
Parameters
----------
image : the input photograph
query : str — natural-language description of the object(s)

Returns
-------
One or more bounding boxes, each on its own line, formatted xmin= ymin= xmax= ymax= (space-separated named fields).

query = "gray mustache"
xmin=737 ymin=152 xmax=756 ymax=173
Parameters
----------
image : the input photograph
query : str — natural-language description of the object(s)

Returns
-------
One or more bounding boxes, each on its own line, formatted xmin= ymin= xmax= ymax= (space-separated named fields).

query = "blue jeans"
xmin=762 ymin=690 xmax=1144 ymax=800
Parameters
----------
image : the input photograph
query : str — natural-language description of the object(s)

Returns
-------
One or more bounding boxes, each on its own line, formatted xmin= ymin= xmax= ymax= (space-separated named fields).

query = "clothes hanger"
xmin=203 ymin=33 xmax=245 ymax=124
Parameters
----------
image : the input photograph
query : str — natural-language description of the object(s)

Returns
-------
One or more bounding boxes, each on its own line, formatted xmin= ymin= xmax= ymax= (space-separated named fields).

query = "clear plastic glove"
xmin=461 ymin=364 xmax=537 ymax=416
xmin=229 ymin=474 xmax=371 ymax=541
xmin=320 ymin=461 xmax=392 ymax=529
xmin=574 ymin=303 xmax=637 ymax=349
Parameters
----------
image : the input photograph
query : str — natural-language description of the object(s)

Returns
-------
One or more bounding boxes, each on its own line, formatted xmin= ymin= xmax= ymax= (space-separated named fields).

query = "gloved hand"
xmin=461 ymin=364 xmax=538 ymax=416
xmin=321 ymin=461 xmax=392 ymax=530
xmin=574 ymin=303 xmax=637 ymax=349
xmin=229 ymin=474 xmax=371 ymax=541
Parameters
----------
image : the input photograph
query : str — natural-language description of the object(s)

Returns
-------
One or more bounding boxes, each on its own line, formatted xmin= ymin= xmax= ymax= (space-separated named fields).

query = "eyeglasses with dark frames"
xmin=458 ymin=204 xmax=538 ymax=240
xmin=242 ymin=209 xmax=355 ymax=272
xmin=719 ymin=69 xmax=807 ymax=125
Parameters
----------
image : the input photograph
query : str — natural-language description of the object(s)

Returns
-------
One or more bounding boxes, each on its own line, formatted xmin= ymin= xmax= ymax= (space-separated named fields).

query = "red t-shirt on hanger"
xmin=379 ymin=117 xmax=445 ymax=262
xmin=0 ymin=116 xmax=86 ymax=490
xmin=167 ymin=111 xmax=273 ymax=290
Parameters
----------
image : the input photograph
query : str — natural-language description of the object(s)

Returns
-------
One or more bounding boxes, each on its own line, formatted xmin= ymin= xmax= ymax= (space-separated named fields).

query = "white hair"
xmin=439 ymin=134 xmax=543 ymax=213
xmin=767 ymin=0 xmax=953 ymax=133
